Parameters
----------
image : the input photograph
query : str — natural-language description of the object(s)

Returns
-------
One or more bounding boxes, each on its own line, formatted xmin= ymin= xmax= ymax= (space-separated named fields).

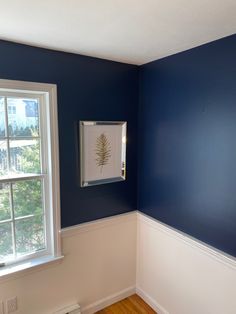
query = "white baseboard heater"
xmin=53 ymin=304 xmax=81 ymax=314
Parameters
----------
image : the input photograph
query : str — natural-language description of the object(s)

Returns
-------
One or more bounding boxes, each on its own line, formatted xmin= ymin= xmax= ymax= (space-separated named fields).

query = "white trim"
xmin=46 ymin=83 xmax=62 ymax=257
xmin=137 ymin=212 xmax=236 ymax=270
xmin=0 ymin=255 xmax=63 ymax=283
xmin=136 ymin=287 xmax=169 ymax=314
xmin=0 ymin=79 xmax=62 ymax=270
xmin=61 ymin=211 xmax=137 ymax=238
xmin=0 ymin=79 xmax=56 ymax=94
xmin=81 ymin=286 xmax=136 ymax=314
xmin=0 ymin=173 xmax=44 ymax=183
xmin=62 ymin=211 xmax=236 ymax=270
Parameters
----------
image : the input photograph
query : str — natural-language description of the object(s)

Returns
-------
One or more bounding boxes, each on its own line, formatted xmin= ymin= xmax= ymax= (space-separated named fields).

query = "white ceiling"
xmin=0 ymin=0 xmax=236 ymax=65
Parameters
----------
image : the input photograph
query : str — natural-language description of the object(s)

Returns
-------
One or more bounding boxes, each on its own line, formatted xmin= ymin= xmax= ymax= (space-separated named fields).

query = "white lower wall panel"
xmin=1 ymin=211 xmax=236 ymax=314
xmin=136 ymin=212 xmax=236 ymax=314
xmin=0 ymin=212 xmax=137 ymax=314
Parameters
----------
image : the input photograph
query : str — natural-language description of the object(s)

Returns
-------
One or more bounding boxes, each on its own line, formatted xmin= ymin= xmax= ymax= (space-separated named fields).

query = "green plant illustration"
xmin=95 ymin=133 xmax=111 ymax=172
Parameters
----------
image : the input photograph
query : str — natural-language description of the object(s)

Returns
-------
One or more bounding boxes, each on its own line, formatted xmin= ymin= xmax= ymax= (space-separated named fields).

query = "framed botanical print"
xmin=80 ymin=121 xmax=127 ymax=187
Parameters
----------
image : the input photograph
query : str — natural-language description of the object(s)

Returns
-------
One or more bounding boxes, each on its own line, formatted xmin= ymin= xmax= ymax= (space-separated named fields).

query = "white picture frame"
xmin=80 ymin=121 xmax=127 ymax=187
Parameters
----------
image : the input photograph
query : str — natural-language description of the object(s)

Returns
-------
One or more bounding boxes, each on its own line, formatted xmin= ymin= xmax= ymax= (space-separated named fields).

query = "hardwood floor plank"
xmin=96 ymin=294 xmax=156 ymax=314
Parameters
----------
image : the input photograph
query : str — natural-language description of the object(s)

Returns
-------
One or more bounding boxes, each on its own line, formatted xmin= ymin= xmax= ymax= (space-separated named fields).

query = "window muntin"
xmin=0 ymin=83 xmax=60 ymax=267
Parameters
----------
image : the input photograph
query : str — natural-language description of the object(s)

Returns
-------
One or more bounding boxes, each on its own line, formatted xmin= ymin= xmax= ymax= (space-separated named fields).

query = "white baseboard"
xmin=136 ymin=287 xmax=169 ymax=314
xmin=81 ymin=286 xmax=136 ymax=314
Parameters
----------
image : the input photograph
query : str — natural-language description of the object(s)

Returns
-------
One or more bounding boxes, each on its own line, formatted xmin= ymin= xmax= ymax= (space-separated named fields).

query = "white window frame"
xmin=0 ymin=79 xmax=62 ymax=276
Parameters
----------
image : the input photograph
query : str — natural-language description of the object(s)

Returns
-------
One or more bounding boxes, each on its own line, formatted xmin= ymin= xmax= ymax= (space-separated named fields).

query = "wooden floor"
xmin=96 ymin=294 xmax=156 ymax=314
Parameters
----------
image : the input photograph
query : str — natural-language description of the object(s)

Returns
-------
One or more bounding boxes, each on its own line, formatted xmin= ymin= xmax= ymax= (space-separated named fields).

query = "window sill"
xmin=0 ymin=255 xmax=64 ymax=282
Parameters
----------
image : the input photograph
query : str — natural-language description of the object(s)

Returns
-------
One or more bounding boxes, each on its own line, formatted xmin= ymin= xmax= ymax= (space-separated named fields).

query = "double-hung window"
xmin=0 ymin=79 xmax=61 ymax=273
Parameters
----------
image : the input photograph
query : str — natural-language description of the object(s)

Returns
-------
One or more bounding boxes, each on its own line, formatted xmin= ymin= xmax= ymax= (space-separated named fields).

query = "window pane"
xmin=13 ymin=180 xmax=43 ymax=218
xmin=0 ymin=183 xmax=11 ymax=221
xmin=9 ymin=139 xmax=41 ymax=174
xmin=0 ymin=222 xmax=13 ymax=261
xmin=7 ymin=98 xmax=39 ymax=137
xmin=0 ymin=140 xmax=8 ymax=176
xmin=0 ymin=97 xmax=5 ymax=137
xmin=15 ymin=215 xmax=45 ymax=256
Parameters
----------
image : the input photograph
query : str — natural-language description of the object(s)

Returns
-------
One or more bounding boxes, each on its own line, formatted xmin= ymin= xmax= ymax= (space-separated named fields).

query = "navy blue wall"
xmin=2 ymin=35 xmax=236 ymax=256
xmin=139 ymin=34 xmax=236 ymax=257
xmin=0 ymin=40 xmax=138 ymax=228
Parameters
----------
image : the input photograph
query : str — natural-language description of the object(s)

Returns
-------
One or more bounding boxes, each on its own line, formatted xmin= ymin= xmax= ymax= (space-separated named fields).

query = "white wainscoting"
xmin=0 ymin=212 xmax=137 ymax=314
xmin=136 ymin=212 xmax=236 ymax=314
xmin=1 ymin=210 xmax=236 ymax=314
